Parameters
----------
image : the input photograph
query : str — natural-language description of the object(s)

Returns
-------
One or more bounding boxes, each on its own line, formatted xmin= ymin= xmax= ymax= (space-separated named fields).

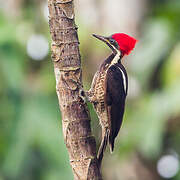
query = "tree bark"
xmin=48 ymin=0 xmax=102 ymax=179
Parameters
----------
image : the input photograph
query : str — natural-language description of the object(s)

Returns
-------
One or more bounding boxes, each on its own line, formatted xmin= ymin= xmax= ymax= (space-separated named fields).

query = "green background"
xmin=0 ymin=0 xmax=180 ymax=179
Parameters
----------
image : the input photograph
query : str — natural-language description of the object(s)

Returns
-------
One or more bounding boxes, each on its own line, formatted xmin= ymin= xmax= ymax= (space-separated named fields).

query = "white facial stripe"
xmin=111 ymin=48 xmax=121 ymax=65
xmin=117 ymin=67 xmax=127 ymax=93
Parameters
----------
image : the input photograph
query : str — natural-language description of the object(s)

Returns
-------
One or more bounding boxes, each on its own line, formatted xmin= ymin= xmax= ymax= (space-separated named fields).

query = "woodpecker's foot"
xmin=85 ymin=91 xmax=98 ymax=103
xmin=79 ymin=89 xmax=97 ymax=103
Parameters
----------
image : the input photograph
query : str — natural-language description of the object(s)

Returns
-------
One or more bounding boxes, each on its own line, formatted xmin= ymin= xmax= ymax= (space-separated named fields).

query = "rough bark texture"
xmin=48 ymin=0 xmax=102 ymax=179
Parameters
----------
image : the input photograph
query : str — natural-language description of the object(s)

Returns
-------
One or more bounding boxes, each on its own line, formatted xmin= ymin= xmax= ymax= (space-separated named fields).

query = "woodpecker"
xmin=86 ymin=33 xmax=137 ymax=164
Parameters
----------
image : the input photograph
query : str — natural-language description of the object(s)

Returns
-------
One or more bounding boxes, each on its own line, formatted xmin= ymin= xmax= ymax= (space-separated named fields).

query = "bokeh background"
xmin=1 ymin=0 xmax=180 ymax=179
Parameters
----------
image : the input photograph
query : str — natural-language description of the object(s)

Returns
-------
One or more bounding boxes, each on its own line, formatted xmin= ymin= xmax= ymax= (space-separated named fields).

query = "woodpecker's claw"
xmin=79 ymin=89 xmax=94 ymax=103
xmin=78 ymin=87 xmax=97 ymax=104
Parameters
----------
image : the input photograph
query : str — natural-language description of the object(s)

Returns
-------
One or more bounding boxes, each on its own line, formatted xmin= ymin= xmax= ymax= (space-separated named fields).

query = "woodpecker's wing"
xmin=106 ymin=64 xmax=127 ymax=152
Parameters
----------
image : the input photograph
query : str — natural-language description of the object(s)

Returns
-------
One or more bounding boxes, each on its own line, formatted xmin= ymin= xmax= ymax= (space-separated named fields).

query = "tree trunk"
xmin=48 ymin=0 xmax=102 ymax=179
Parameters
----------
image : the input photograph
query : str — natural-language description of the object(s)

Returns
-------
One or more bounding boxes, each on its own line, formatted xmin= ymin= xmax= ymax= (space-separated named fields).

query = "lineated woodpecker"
xmin=86 ymin=33 xmax=137 ymax=164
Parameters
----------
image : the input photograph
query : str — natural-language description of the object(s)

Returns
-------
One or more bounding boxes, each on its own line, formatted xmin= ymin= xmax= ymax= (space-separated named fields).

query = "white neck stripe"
xmin=117 ymin=66 xmax=127 ymax=93
xmin=111 ymin=50 xmax=121 ymax=65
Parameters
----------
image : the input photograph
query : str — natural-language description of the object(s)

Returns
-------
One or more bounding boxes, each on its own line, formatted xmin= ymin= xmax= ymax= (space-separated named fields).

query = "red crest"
xmin=112 ymin=33 xmax=137 ymax=56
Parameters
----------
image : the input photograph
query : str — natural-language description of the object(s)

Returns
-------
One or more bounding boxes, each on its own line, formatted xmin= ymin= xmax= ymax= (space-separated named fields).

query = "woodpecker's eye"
xmin=109 ymin=39 xmax=115 ymax=44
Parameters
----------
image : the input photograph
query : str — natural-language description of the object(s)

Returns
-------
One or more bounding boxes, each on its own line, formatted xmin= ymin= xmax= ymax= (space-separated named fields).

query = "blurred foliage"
xmin=0 ymin=0 xmax=180 ymax=180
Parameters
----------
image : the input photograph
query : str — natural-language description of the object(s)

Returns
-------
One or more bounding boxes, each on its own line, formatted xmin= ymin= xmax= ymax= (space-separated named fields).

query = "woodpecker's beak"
xmin=92 ymin=34 xmax=109 ymax=44
xmin=92 ymin=34 xmax=117 ymax=54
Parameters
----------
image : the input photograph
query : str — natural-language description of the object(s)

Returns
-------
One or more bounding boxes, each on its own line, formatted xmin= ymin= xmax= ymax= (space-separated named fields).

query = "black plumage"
xmin=106 ymin=64 xmax=128 ymax=152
